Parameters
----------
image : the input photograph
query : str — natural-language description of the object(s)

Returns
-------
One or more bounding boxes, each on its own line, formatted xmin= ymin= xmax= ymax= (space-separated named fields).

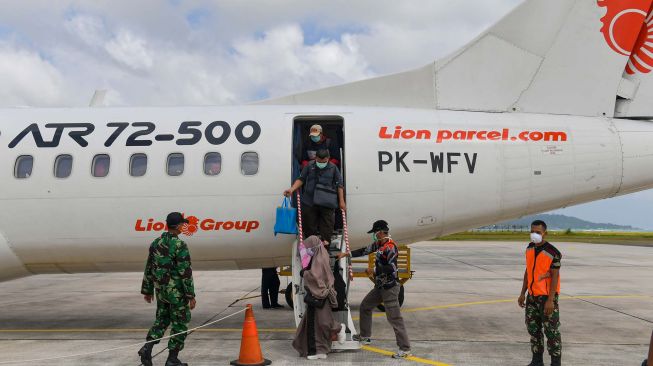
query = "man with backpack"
xmin=283 ymin=149 xmax=345 ymax=244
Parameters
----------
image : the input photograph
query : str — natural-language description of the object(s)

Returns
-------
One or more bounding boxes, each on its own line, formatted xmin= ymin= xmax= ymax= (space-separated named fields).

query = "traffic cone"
xmin=230 ymin=304 xmax=272 ymax=366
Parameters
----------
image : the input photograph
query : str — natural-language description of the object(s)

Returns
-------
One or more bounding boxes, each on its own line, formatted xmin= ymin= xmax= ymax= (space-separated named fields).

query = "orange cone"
xmin=230 ymin=304 xmax=272 ymax=366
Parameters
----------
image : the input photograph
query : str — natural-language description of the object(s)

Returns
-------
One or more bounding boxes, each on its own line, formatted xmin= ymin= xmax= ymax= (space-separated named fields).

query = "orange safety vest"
xmin=525 ymin=242 xmax=561 ymax=296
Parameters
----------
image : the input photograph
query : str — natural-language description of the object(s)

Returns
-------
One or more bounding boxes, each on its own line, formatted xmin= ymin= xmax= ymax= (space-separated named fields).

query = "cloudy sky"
xmin=1 ymin=0 xmax=651 ymax=229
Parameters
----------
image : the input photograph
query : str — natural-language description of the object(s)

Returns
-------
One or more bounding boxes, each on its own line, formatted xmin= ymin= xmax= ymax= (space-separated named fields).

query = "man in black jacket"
xmin=283 ymin=149 xmax=345 ymax=244
xmin=338 ymin=220 xmax=412 ymax=359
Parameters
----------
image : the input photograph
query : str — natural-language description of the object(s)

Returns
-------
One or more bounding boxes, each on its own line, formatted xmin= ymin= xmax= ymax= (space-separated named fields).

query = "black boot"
xmin=528 ymin=352 xmax=544 ymax=366
xmin=165 ymin=350 xmax=188 ymax=366
xmin=137 ymin=342 xmax=154 ymax=366
xmin=642 ymin=359 xmax=648 ymax=366
xmin=551 ymin=355 xmax=561 ymax=366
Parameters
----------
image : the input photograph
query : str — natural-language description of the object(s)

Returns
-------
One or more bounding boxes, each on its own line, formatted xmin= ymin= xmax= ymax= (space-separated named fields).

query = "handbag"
xmin=304 ymin=290 xmax=327 ymax=308
xmin=312 ymin=166 xmax=338 ymax=209
xmin=274 ymin=197 xmax=298 ymax=236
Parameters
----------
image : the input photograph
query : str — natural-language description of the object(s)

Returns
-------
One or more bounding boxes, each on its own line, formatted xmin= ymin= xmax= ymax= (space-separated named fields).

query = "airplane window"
xmin=92 ymin=154 xmax=110 ymax=178
xmin=204 ymin=152 xmax=222 ymax=176
xmin=241 ymin=152 xmax=259 ymax=176
xmin=167 ymin=153 xmax=184 ymax=176
xmin=130 ymin=154 xmax=147 ymax=177
xmin=14 ymin=155 xmax=33 ymax=179
xmin=54 ymin=155 xmax=73 ymax=178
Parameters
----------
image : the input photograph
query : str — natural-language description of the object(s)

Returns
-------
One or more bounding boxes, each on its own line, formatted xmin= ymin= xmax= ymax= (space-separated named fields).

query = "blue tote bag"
xmin=274 ymin=197 xmax=298 ymax=236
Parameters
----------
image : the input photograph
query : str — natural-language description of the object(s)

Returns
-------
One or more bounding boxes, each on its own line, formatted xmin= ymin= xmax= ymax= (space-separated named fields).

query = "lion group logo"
xmin=598 ymin=0 xmax=653 ymax=74
xmin=180 ymin=216 xmax=200 ymax=236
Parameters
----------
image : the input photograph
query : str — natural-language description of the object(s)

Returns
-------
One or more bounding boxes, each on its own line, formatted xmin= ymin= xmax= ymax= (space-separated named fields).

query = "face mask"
xmin=530 ymin=232 xmax=543 ymax=244
xmin=371 ymin=233 xmax=378 ymax=242
xmin=316 ymin=161 xmax=328 ymax=169
xmin=310 ymin=135 xmax=320 ymax=142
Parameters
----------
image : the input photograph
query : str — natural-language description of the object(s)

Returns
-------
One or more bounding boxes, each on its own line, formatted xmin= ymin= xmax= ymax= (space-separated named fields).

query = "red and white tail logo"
xmin=598 ymin=0 xmax=653 ymax=74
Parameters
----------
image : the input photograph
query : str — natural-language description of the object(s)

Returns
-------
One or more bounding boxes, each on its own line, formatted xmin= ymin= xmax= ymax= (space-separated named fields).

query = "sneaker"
xmin=352 ymin=334 xmax=371 ymax=345
xmin=307 ymin=354 xmax=327 ymax=360
xmin=392 ymin=350 xmax=412 ymax=359
xmin=337 ymin=324 xmax=346 ymax=344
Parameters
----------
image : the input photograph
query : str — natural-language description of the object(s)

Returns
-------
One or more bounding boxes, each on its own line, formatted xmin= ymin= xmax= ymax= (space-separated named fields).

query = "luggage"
xmin=274 ymin=197 xmax=298 ymax=236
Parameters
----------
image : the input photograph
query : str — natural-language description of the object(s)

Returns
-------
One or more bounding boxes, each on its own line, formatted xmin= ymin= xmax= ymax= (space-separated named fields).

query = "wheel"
xmin=376 ymin=284 xmax=405 ymax=312
xmin=285 ymin=282 xmax=294 ymax=308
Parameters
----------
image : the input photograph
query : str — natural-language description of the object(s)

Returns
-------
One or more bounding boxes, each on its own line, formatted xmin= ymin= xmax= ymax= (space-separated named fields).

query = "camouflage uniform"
xmin=526 ymin=294 xmax=561 ymax=357
xmin=524 ymin=241 xmax=562 ymax=358
xmin=141 ymin=232 xmax=195 ymax=351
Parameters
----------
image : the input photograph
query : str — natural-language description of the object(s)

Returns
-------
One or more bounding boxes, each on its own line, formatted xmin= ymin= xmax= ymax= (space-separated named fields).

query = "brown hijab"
xmin=301 ymin=236 xmax=337 ymax=307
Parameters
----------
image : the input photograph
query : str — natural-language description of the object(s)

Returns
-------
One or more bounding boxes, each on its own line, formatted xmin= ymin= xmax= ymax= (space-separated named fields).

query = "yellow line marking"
xmin=1 ymin=294 xmax=648 ymax=333
xmin=360 ymin=294 xmax=650 ymax=319
xmin=0 ymin=328 xmax=295 ymax=333
xmin=362 ymin=345 xmax=452 ymax=366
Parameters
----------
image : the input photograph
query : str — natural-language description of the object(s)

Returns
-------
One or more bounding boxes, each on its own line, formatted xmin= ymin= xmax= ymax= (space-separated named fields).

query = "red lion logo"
xmin=180 ymin=215 xmax=200 ymax=236
xmin=598 ymin=0 xmax=653 ymax=74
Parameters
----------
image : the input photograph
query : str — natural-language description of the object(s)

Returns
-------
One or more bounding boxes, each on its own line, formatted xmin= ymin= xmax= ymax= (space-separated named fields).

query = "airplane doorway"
xmin=291 ymin=115 xmax=345 ymax=233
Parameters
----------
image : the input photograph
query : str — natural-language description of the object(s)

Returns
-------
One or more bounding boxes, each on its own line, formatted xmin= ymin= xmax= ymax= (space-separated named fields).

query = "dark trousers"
xmin=261 ymin=268 xmax=280 ymax=308
xmin=302 ymin=204 xmax=335 ymax=243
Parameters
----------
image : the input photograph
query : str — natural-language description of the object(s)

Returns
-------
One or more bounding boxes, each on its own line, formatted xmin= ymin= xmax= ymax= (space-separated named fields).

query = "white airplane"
xmin=2 ymin=0 xmax=653 ymax=287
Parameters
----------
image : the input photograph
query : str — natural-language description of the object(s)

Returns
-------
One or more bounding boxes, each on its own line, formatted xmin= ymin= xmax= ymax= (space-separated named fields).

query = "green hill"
xmin=481 ymin=214 xmax=639 ymax=231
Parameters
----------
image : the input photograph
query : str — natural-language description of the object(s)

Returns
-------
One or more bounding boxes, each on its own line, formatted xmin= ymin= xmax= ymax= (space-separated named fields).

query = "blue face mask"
xmin=316 ymin=161 xmax=328 ymax=169
xmin=310 ymin=135 xmax=321 ymax=142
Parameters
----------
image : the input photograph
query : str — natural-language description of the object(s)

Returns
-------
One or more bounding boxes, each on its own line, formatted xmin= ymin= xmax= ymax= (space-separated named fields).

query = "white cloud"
xmin=104 ymin=29 xmax=154 ymax=70
xmin=231 ymin=24 xmax=373 ymax=98
xmin=0 ymin=1 xmax=524 ymax=107
xmin=0 ymin=42 xmax=65 ymax=106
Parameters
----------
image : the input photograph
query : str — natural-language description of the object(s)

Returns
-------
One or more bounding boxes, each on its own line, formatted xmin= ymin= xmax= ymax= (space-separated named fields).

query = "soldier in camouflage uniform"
xmin=138 ymin=212 xmax=196 ymax=366
xmin=518 ymin=220 xmax=562 ymax=366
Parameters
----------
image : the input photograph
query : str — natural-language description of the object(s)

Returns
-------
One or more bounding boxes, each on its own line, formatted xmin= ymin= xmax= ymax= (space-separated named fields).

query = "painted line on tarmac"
xmin=0 ymin=328 xmax=295 ymax=333
xmin=362 ymin=345 xmax=451 ymax=366
xmin=1 ymin=294 xmax=648 ymax=333
xmin=364 ymin=294 xmax=650 ymax=319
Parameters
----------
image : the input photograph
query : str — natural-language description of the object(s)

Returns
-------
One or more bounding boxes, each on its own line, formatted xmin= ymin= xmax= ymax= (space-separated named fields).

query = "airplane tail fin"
xmin=262 ymin=0 xmax=653 ymax=118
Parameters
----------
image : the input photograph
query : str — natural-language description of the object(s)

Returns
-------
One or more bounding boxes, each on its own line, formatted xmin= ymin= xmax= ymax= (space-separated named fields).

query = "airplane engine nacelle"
xmin=615 ymin=120 xmax=653 ymax=196
xmin=0 ymin=231 xmax=29 ymax=282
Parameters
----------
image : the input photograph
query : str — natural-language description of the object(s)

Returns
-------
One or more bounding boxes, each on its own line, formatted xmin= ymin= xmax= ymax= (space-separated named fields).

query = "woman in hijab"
xmin=292 ymin=235 xmax=345 ymax=360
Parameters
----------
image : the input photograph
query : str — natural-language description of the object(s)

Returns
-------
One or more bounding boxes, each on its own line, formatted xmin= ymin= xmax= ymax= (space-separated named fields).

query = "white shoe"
xmin=307 ymin=354 xmax=327 ymax=360
xmin=392 ymin=350 xmax=412 ymax=359
xmin=337 ymin=323 xmax=346 ymax=344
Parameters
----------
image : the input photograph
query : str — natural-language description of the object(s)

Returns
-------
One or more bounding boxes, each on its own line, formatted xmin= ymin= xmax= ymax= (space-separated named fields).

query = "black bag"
xmin=304 ymin=291 xmax=326 ymax=308
xmin=332 ymin=261 xmax=347 ymax=311
xmin=312 ymin=165 xmax=338 ymax=209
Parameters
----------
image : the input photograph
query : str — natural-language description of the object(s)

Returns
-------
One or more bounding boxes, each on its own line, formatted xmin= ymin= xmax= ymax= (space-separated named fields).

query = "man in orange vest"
xmin=518 ymin=220 xmax=562 ymax=366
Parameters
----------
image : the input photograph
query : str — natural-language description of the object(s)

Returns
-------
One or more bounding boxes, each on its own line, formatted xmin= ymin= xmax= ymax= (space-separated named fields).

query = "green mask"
xmin=316 ymin=161 xmax=328 ymax=169
xmin=371 ymin=233 xmax=378 ymax=242
xmin=310 ymin=135 xmax=321 ymax=142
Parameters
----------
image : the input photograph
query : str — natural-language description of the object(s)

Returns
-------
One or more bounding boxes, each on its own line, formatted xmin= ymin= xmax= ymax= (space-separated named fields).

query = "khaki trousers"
xmin=359 ymin=284 xmax=411 ymax=351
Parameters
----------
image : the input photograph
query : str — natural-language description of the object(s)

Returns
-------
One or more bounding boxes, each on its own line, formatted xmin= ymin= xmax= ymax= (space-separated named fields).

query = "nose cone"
xmin=614 ymin=119 xmax=653 ymax=195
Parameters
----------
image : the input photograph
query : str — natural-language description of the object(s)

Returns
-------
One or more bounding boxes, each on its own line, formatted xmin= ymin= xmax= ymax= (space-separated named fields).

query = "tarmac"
xmin=0 ymin=240 xmax=651 ymax=366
